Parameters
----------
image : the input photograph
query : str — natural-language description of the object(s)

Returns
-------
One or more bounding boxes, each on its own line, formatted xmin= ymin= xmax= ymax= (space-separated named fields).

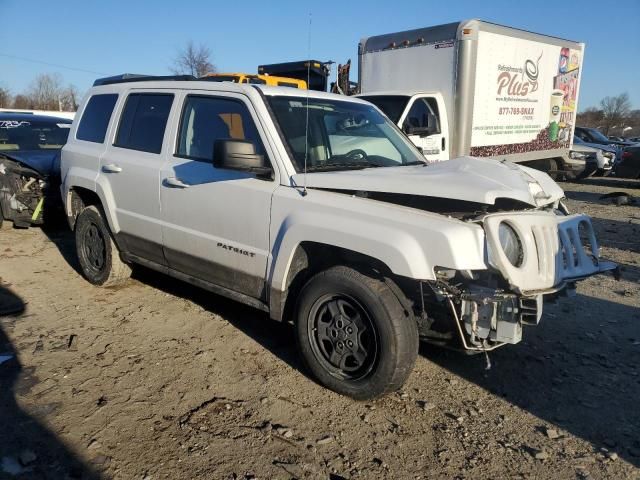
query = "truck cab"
xmin=358 ymin=92 xmax=450 ymax=162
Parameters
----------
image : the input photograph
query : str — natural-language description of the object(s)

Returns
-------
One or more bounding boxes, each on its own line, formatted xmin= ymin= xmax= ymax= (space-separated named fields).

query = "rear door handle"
xmin=164 ymin=177 xmax=190 ymax=189
xmin=102 ymin=164 xmax=122 ymax=173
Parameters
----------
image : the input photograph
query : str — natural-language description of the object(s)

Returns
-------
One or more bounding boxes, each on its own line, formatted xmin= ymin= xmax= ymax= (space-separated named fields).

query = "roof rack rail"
xmin=93 ymin=74 xmax=197 ymax=87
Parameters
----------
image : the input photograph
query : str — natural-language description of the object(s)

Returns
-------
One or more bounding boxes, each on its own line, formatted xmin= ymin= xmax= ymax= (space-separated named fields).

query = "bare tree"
xmin=12 ymin=94 xmax=32 ymax=109
xmin=60 ymin=84 xmax=80 ymax=111
xmin=600 ymin=93 xmax=632 ymax=135
xmin=170 ymin=40 xmax=215 ymax=77
xmin=27 ymin=73 xmax=64 ymax=110
xmin=0 ymin=87 xmax=11 ymax=108
xmin=576 ymin=106 xmax=604 ymax=129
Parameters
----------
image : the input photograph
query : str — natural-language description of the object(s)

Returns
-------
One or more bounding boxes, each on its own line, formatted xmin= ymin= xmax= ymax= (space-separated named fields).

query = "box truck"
xmin=357 ymin=20 xmax=584 ymax=176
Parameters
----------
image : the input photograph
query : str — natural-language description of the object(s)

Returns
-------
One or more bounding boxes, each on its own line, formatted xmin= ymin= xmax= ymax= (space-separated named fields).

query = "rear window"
xmin=76 ymin=94 xmax=118 ymax=143
xmin=115 ymin=93 xmax=173 ymax=154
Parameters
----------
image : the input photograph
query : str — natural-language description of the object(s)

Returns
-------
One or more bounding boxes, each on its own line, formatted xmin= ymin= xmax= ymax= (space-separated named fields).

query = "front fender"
xmin=268 ymin=187 xmax=487 ymax=293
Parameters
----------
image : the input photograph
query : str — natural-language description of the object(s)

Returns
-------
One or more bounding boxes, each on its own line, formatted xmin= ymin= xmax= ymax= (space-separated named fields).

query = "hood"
xmin=0 ymin=150 xmax=60 ymax=177
xmin=292 ymin=156 xmax=564 ymax=207
xmin=572 ymin=144 xmax=600 ymax=154
xmin=577 ymin=141 xmax=617 ymax=154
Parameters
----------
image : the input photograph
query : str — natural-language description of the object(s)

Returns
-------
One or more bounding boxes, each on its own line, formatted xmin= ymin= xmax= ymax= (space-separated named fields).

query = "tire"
xmin=75 ymin=205 xmax=131 ymax=287
xmin=547 ymin=158 xmax=560 ymax=181
xmin=295 ymin=266 xmax=418 ymax=400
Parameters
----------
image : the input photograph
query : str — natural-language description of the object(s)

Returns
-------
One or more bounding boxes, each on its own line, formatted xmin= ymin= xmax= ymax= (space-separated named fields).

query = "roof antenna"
xmin=301 ymin=12 xmax=312 ymax=197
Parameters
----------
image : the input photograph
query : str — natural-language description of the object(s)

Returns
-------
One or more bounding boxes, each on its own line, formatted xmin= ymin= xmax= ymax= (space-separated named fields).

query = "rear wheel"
xmin=295 ymin=266 xmax=418 ymax=400
xmin=75 ymin=206 xmax=131 ymax=286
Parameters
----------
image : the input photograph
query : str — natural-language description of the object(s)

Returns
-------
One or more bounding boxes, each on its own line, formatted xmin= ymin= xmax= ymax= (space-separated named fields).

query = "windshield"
xmin=358 ymin=95 xmax=410 ymax=124
xmin=588 ymin=128 xmax=610 ymax=143
xmin=0 ymin=119 xmax=71 ymax=151
xmin=267 ymin=96 xmax=425 ymax=172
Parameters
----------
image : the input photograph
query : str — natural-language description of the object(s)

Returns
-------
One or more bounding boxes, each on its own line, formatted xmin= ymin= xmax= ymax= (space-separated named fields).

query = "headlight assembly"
xmin=499 ymin=222 xmax=523 ymax=267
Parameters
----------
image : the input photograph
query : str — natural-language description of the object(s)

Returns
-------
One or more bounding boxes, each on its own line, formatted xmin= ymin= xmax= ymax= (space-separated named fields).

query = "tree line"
xmin=4 ymin=43 xmax=633 ymax=138
xmin=0 ymin=41 xmax=214 ymax=113
xmin=0 ymin=73 xmax=79 ymax=112
xmin=576 ymin=93 xmax=639 ymax=138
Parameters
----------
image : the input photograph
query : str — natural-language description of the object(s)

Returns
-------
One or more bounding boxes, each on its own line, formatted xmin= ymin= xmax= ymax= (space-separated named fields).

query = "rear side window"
xmin=115 ymin=93 xmax=173 ymax=154
xmin=76 ymin=94 xmax=118 ymax=143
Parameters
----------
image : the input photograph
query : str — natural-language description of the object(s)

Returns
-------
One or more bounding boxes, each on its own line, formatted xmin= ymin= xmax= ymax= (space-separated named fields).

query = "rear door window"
xmin=76 ymin=94 xmax=118 ymax=143
xmin=115 ymin=93 xmax=174 ymax=154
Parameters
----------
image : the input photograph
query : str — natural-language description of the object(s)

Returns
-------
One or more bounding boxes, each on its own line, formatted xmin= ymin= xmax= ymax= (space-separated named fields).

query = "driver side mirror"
xmin=213 ymin=139 xmax=272 ymax=178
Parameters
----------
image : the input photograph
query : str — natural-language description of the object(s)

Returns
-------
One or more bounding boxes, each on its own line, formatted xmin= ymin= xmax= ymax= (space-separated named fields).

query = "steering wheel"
xmin=344 ymin=149 xmax=369 ymax=162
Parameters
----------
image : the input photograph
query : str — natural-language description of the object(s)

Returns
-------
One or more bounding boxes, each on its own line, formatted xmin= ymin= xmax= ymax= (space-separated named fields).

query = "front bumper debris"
xmin=556 ymin=214 xmax=617 ymax=282
xmin=460 ymin=289 xmax=543 ymax=346
xmin=425 ymin=211 xmax=618 ymax=353
xmin=483 ymin=212 xmax=617 ymax=295
xmin=0 ymin=157 xmax=48 ymax=226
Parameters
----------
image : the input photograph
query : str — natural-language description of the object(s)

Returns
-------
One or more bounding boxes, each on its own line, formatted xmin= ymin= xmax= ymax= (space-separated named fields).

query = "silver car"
xmin=572 ymin=135 xmax=616 ymax=177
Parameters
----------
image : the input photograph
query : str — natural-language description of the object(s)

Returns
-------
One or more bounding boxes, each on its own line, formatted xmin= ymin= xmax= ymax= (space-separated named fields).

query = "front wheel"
xmin=295 ymin=266 xmax=418 ymax=400
xmin=75 ymin=205 xmax=131 ymax=286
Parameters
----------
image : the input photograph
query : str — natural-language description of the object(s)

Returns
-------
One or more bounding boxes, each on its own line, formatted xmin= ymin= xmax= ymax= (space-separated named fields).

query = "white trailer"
xmin=358 ymin=20 xmax=584 ymax=175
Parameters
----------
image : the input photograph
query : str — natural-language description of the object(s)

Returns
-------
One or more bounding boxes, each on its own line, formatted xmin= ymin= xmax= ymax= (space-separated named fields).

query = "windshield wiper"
xmin=305 ymin=161 xmax=381 ymax=172
xmin=400 ymin=161 xmax=428 ymax=166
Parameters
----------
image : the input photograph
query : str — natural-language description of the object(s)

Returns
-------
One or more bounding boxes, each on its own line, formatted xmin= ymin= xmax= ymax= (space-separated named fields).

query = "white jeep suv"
xmin=60 ymin=75 xmax=615 ymax=399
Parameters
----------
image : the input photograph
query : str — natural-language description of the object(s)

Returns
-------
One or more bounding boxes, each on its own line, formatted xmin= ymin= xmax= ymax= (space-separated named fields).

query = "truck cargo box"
xmin=359 ymin=20 xmax=584 ymax=165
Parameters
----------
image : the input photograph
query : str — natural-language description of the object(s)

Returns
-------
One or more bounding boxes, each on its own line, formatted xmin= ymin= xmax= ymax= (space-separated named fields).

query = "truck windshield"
xmin=357 ymin=95 xmax=410 ymax=124
xmin=267 ymin=96 xmax=425 ymax=172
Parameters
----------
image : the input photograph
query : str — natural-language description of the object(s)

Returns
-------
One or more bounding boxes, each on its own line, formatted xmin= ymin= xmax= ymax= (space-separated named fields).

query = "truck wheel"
xmin=75 ymin=205 xmax=131 ymax=287
xmin=295 ymin=266 xmax=418 ymax=400
xmin=546 ymin=158 xmax=560 ymax=181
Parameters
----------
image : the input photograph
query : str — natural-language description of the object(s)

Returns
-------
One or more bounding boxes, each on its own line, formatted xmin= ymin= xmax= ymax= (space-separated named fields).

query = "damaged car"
xmin=61 ymin=78 xmax=616 ymax=399
xmin=0 ymin=113 xmax=72 ymax=227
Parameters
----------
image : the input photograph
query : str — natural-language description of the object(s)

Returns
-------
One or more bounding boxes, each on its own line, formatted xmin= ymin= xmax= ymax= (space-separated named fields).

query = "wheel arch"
xmin=269 ymin=241 xmax=414 ymax=323
xmin=66 ymin=180 xmax=119 ymax=234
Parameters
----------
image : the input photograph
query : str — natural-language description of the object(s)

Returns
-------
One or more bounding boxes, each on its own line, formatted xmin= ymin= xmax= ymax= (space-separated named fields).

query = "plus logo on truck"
xmin=496 ymin=52 xmax=542 ymax=97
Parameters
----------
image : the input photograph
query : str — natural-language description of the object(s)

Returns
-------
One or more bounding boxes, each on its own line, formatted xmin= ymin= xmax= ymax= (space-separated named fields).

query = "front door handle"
xmin=164 ymin=177 xmax=190 ymax=189
xmin=102 ymin=164 xmax=122 ymax=173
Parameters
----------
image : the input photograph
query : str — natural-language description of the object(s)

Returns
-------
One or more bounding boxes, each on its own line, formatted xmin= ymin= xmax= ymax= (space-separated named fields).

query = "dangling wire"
xmin=302 ymin=12 xmax=312 ymax=197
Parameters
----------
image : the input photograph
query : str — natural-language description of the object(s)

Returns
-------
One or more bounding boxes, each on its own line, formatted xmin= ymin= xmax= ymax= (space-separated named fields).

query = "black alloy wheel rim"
xmin=307 ymin=294 xmax=378 ymax=380
xmin=82 ymin=223 xmax=107 ymax=274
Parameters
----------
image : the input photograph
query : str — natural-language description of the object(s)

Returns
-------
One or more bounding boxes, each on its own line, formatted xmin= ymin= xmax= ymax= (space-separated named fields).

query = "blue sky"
xmin=1 ymin=0 xmax=638 ymax=110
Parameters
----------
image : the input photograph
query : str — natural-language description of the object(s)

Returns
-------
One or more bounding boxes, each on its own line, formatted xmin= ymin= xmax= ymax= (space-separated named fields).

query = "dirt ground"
xmin=1 ymin=177 xmax=639 ymax=480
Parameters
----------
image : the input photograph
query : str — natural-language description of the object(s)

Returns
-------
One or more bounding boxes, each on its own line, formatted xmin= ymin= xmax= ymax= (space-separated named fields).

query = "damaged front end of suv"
xmin=297 ymin=156 xmax=618 ymax=354
xmin=419 ymin=206 xmax=617 ymax=352
xmin=0 ymin=154 xmax=52 ymax=227
xmin=0 ymin=114 xmax=71 ymax=227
